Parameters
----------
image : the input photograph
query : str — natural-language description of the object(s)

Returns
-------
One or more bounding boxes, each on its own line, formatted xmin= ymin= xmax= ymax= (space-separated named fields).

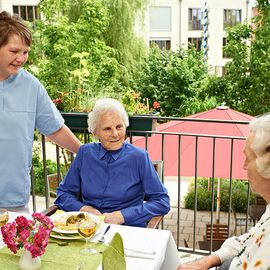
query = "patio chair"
xmin=42 ymin=160 xmax=164 ymax=229
xmin=249 ymin=195 xmax=267 ymax=224
xmin=198 ymin=223 xmax=229 ymax=251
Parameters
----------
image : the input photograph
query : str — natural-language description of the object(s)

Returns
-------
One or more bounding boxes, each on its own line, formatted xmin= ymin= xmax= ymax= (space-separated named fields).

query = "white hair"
xmin=87 ymin=98 xmax=129 ymax=133
xmin=250 ymin=113 xmax=270 ymax=178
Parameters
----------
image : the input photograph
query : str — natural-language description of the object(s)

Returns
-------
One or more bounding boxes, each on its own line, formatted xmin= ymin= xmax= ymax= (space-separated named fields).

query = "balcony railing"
xmin=30 ymin=114 xmax=254 ymax=255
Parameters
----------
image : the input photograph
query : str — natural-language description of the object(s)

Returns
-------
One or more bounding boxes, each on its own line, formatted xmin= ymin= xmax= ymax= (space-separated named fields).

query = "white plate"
xmin=50 ymin=211 xmax=103 ymax=234
xmin=50 ymin=224 xmax=104 ymax=240
xmin=50 ymin=232 xmax=84 ymax=240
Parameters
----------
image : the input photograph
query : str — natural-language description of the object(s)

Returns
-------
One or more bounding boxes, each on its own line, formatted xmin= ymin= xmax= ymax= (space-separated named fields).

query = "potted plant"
xmin=119 ymin=90 xmax=160 ymax=137
xmin=54 ymin=87 xmax=160 ymax=136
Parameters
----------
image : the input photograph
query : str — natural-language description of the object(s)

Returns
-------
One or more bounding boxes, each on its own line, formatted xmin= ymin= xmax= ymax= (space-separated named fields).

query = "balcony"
xmin=30 ymin=114 xmax=255 ymax=258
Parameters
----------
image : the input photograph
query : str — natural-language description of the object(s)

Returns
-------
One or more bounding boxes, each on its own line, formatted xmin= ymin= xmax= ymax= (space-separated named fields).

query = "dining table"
xmin=0 ymin=211 xmax=181 ymax=270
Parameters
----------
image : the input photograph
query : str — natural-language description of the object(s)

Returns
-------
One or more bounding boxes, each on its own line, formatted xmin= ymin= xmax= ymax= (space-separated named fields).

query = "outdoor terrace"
xmin=30 ymin=111 xmax=260 ymax=259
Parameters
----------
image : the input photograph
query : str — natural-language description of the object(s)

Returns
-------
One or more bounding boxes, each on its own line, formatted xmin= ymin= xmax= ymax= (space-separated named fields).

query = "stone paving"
xmin=163 ymin=206 xmax=252 ymax=250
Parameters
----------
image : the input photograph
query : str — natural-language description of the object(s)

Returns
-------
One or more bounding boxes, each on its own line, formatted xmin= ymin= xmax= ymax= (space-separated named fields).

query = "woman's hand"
xmin=177 ymin=254 xmax=221 ymax=270
xmin=177 ymin=260 xmax=209 ymax=270
xmin=103 ymin=211 xmax=125 ymax=225
xmin=80 ymin=205 xmax=102 ymax=216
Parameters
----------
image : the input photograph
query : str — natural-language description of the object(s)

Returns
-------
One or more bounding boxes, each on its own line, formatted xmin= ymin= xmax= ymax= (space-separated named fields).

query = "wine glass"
xmin=77 ymin=220 xmax=97 ymax=255
xmin=0 ymin=208 xmax=9 ymax=227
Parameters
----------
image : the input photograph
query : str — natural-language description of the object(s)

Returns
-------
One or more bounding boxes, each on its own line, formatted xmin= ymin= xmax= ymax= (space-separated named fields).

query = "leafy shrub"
xmin=184 ymin=178 xmax=256 ymax=213
xmin=32 ymin=154 xmax=60 ymax=195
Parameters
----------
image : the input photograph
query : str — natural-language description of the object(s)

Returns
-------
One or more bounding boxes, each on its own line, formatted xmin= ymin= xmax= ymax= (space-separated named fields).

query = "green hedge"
xmin=184 ymin=178 xmax=256 ymax=213
xmin=32 ymin=154 xmax=63 ymax=195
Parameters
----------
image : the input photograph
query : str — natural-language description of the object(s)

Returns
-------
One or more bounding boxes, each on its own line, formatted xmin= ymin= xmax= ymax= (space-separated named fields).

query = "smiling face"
xmin=0 ymin=34 xmax=30 ymax=80
xmin=94 ymin=111 xmax=126 ymax=151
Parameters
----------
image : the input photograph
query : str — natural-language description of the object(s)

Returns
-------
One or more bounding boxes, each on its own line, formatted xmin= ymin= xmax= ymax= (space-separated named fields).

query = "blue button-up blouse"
xmin=55 ymin=141 xmax=170 ymax=227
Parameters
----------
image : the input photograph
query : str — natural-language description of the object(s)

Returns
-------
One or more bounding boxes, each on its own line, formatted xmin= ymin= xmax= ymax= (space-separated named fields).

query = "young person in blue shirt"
xmin=55 ymin=98 xmax=170 ymax=227
xmin=0 ymin=11 xmax=81 ymax=212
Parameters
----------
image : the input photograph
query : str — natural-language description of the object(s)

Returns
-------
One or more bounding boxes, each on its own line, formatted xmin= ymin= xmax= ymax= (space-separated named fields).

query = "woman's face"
xmin=243 ymin=133 xmax=269 ymax=194
xmin=0 ymin=34 xmax=29 ymax=80
xmin=94 ymin=111 xmax=126 ymax=151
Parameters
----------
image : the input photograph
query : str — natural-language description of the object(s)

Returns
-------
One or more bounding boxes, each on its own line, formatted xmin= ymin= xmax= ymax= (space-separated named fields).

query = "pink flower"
xmin=1 ymin=213 xmax=53 ymax=258
xmin=52 ymin=97 xmax=63 ymax=106
xmin=153 ymin=101 xmax=160 ymax=109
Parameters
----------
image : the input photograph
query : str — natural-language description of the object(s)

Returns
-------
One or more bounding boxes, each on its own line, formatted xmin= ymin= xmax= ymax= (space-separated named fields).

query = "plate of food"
xmin=50 ymin=231 xmax=84 ymax=240
xmin=51 ymin=211 xmax=103 ymax=235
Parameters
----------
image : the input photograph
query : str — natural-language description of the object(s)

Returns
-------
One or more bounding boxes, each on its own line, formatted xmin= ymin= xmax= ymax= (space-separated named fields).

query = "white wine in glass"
xmin=0 ymin=209 xmax=9 ymax=227
xmin=77 ymin=220 xmax=97 ymax=255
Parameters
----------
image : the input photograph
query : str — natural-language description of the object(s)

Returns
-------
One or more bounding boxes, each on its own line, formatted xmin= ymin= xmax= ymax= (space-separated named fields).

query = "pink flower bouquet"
xmin=1 ymin=213 xmax=54 ymax=258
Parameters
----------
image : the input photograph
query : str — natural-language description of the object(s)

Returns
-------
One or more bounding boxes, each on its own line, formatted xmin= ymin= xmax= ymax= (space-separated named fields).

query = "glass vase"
xmin=19 ymin=249 xmax=41 ymax=270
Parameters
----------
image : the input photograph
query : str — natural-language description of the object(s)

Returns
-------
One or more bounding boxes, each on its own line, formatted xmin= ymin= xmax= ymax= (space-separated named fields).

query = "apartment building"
xmin=0 ymin=0 xmax=39 ymax=21
xmin=140 ymin=0 xmax=254 ymax=75
xmin=0 ymin=0 xmax=256 ymax=75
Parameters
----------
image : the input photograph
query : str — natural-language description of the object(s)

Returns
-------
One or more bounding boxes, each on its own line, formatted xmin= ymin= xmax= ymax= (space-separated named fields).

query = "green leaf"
xmin=102 ymin=233 xmax=126 ymax=270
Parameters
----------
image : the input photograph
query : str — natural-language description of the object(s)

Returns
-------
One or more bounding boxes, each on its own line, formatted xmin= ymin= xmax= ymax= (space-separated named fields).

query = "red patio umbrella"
xmin=132 ymin=106 xmax=254 ymax=180
xmin=131 ymin=106 xmax=255 ymax=222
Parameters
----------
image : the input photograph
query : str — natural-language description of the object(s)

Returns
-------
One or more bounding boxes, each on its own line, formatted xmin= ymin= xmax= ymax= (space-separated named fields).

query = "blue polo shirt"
xmin=0 ymin=69 xmax=64 ymax=207
xmin=55 ymin=142 xmax=170 ymax=227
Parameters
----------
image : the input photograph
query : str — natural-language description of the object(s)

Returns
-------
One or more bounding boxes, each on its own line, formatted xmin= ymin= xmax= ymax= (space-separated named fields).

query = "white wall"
xmin=0 ymin=0 xmax=39 ymax=13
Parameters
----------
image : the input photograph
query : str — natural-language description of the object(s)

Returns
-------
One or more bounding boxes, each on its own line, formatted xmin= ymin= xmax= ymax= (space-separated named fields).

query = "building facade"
xmin=0 ymin=0 xmax=39 ymax=21
xmin=1 ymin=0 xmax=255 ymax=75
xmin=141 ymin=0 xmax=253 ymax=75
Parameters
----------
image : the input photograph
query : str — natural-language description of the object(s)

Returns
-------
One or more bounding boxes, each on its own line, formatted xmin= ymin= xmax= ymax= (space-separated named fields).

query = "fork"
xmin=74 ymin=262 xmax=84 ymax=270
xmin=98 ymin=225 xmax=111 ymax=243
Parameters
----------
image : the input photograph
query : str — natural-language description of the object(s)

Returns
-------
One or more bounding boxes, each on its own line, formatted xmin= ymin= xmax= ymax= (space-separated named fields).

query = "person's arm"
xmin=177 ymin=254 xmax=221 ymax=270
xmin=47 ymin=125 xmax=81 ymax=153
xmin=120 ymin=152 xmax=170 ymax=226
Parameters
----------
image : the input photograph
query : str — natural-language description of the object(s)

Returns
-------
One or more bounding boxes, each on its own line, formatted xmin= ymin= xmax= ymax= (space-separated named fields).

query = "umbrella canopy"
xmin=132 ymin=106 xmax=255 ymax=180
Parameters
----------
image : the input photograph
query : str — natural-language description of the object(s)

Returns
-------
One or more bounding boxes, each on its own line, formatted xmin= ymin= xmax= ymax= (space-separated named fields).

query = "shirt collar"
xmin=98 ymin=142 xmax=126 ymax=161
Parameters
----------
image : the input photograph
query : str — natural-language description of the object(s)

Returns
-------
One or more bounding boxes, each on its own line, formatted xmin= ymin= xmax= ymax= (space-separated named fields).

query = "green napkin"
xmin=102 ymin=233 xmax=126 ymax=270
xmin=0 ymin=240 xmax=106 ymax=270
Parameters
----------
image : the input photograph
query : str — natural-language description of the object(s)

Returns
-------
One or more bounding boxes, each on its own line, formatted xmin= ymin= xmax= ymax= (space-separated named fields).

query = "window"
xmin=223 ymin=38 xmax=231 ymax=58
xmin=188 ymin=38 xmax=202 ymax=52
xmin=150 ymin=39 xmax=171 ymax=50
xmin=188 ymin=8 xmax=203 ymax=31
xmin=223 ymin=9 xmax=241 ymax=29
xmin=13 ymin=5 xmax=40 ymax=21
xmin=149 ymin=7 xmax=171 ymax=31
xmin=222 ymin=66 xmax=228 ymax=76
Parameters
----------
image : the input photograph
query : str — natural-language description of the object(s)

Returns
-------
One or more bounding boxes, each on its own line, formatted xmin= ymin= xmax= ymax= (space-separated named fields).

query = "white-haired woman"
xmin=55 ymin=98 xmax=170 ymax=227
xmin=177 ymin=113 xmax=270 ymax=270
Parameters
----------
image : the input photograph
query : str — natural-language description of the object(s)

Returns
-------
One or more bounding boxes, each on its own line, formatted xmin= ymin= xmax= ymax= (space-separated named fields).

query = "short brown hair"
xmin=0 ymin=11 xmax=32 ymax=48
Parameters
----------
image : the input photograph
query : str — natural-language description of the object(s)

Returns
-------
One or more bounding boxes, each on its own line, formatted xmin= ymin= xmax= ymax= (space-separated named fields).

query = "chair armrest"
xmin=147 ymin=215 xmax=163 ymax=229
xmin=41 ymin=205 xmax=59 ymax=217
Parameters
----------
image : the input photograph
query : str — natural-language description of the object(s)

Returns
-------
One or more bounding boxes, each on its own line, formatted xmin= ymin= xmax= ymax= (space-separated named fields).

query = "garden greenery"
xmin=184 ymin=178 xmax=256 ymax=213
xmin=26 ymin=0 xmax=270 ymax=117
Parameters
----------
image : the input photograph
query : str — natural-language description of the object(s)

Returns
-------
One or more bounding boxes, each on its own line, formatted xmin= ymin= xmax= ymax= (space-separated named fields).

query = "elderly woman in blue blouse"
xmin=177 ymin=113 xmax=270 ymax=270
xmin=55 ymin=98 xmax=170 ymax=227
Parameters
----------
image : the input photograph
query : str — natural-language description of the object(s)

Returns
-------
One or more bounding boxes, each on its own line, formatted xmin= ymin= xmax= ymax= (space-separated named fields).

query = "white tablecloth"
xmin=1 ymin=212 xmax=180 ymax=270
xmin=98 ymin=224 xmax=180 ymax=270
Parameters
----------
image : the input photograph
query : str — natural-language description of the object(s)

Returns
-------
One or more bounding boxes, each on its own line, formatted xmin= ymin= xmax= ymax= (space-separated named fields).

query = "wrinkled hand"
xmin=177 ymin=254 xmax=221 ymax=270
xmin=80 ymin=205 xmax=102 ymax=216
xmin=103 ymin=211 xmax=125 ymax=225
xmin=177 ymin=260 xmax=209 ymax=270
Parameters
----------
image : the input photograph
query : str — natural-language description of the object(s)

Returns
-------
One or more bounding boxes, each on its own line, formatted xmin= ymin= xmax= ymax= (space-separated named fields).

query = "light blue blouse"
xmin=0 ymin=69 xmax=64 ymax=207
xmin=55 ymin=142 xmax=170 ymax=227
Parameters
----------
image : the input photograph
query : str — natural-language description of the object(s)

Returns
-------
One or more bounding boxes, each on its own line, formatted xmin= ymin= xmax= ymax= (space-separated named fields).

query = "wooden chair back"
xmin=206 ymin=223 xmax=229 ymax=241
